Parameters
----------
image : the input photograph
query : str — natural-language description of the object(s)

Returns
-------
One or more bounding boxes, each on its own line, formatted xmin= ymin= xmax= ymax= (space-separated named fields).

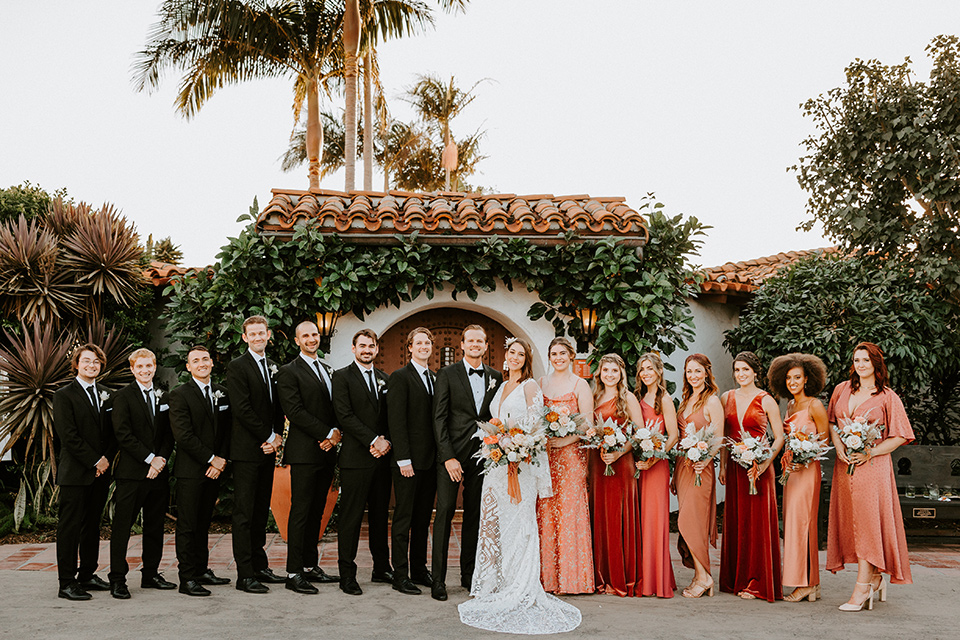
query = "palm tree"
xmin=404 ymin=73 xmax=486 ymax=190
xmin=135 ymin=1 xmax=430 ymax=191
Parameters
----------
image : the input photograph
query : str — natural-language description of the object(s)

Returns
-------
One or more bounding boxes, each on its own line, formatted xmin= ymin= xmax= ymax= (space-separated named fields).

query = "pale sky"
xmin=1 ymin=1 xmax=956 ymax=268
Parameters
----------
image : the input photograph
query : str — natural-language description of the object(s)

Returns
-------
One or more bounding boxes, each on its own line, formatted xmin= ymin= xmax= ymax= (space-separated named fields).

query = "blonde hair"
xmin=592 ymin=354 xmax=630 ymax=421
xmin=128 ymin=347 xmax=156 ymax=366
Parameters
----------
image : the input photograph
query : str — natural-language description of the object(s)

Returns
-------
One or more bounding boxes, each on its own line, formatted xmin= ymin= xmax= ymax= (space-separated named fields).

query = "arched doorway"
xmin=375 ymin=308 xmax=509 ymax=373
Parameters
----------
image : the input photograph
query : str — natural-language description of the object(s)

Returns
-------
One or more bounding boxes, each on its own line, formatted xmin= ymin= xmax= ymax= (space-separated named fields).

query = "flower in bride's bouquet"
xmin=489 ymin=448 xmax=502 ymax=463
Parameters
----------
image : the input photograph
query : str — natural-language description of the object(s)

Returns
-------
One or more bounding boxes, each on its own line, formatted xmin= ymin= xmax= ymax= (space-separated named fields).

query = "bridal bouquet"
xmin=581 ymin=417 xmax=630 ymax=476
xmin=833 ymin=412 xmax=883 ymax=476
xmin=630 ymin=418 xmax=669 ymax=479
xmin=676 ymin=427 xmax=722 ymax=486
xmin=779 ymin=424 xmax=832 ymax=485
xmin=475 ymin=417 xmax=548 ymax=503
xmin=726 ymin=435 xmax=773 ymax=495
xmin=540 ymin=405 xmax=585 ymax=439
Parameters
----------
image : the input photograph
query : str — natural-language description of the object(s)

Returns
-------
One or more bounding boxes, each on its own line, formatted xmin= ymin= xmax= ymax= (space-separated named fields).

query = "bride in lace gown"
xmin=458 ymin=338 xmax=582 ymax=635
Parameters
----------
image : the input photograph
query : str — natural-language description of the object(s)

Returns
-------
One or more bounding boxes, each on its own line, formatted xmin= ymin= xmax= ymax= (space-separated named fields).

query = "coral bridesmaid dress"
xmin=536 ymin=391 xmax=595 ymax=594
xmin=638 ymin=399 xmax=676 ymax=597
xmin=674 ymin=407 xmax=717 ymax=575
xmin=826 ymin=381 xmax=914 ymax=584
xmin=781 ymin=409 xmax=821 ymax=589
xmin=719 ymin=392 xmax=783 ymax=602
xmin=590 ymin=398 xmax=643 ymax=596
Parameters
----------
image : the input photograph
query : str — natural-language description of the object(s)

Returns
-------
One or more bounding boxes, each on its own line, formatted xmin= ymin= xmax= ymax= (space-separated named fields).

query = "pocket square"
xmin=218 ymin=405 xmax=229 ymax=411
xmin=158 ymin=404 xmax=169 ymax=412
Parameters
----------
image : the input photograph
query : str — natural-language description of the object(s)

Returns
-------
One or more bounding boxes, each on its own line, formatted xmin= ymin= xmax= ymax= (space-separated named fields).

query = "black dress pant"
xmin=109 ymin=473 xmax=170 ymax=582
xmin=337 ymin=461 xmax=392 ymax=580
xmin=432 ymin=454 xmax=483 ymax=585
xmin=175 ymin=476 xmax=220 ymax=582
xmin=391 ymin=463 xmax=436 ymax=580
xmin=231 ymin=460 xmax=275 ymax=578
xmin=285 ymin=463 xmax=334 ymax=574
xmin=56 ymin=475 xmax=110 ymax=588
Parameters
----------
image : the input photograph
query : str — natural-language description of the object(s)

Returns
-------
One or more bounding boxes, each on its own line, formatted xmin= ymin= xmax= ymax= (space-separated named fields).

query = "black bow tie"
xmin=469 ymin=368 xmax=484 ymax=377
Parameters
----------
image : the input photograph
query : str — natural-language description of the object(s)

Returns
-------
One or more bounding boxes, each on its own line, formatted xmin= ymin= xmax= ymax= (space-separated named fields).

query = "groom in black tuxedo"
xmin=332 ymin=329 xmax=393 ymax=596
xmin=431 ymin=324 xmax=502 ymax=601
xmin=386 ymin=327 xmax=438 ymax=595
xmin=226 ymin=315 xmax=286 ymax=593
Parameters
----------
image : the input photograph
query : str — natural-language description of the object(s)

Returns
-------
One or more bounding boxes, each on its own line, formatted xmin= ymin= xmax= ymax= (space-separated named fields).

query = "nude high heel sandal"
xmin=838 ymin=582 xmax=874 ymax=612
xmin=784 ymin=584 xmax=821 ymax=602
xmin=873 ymin=575 xmax=887 ymax=603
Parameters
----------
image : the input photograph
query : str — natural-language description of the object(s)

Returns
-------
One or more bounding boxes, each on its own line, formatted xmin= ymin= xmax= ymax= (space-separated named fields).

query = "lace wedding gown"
xmin=458 ymin=379 xmax=582 ymax=635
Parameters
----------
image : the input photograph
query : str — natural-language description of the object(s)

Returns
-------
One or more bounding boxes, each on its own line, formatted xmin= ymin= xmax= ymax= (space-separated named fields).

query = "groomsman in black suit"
xmin=276 ymin=320 xmax=341 ymax=595
xmin=226 ymin=315 xmax=286 ymax=593
xmin=431 ymin=325 xmax=502 ymax=601
xmin=386 ymin=327 xmax=437 ymax=595
xmin=53 ymin=343 xmax=114 ymax=600
xmin=332 ymin=329 xmax=393 ymax=596
xmin=169 ymin=345 xmax=232 ymax=596
xmin=108 ymin=348 xmax=176 ymax=598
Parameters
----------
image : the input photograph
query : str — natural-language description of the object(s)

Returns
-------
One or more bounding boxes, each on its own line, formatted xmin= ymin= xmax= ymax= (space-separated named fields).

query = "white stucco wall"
xmin=664 ymin=297 xmax=740 ymax=396
xmin=329 ymin=281 xmax=563 ymax=379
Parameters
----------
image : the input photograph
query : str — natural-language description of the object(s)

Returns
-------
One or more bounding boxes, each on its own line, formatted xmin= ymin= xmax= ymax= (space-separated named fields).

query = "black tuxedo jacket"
xmin=332 ymin=363 xmax=389 ymax=470
xmin=111 ymin=382 xmax=174 ymax=481
xmin=386 ymin=362 xmax=436 ymax=470
xmin=226 ymin=351 xmax=285 ymax=462
xmin=169 ymin=380 xmax=231 ymax=479
xmin=53 ymin=380 xmax=114 ymax=486
xmin=276 ymin=356 xmax=338 ymax=466
xmin=433 ymin=361 xmax=502 ymax=463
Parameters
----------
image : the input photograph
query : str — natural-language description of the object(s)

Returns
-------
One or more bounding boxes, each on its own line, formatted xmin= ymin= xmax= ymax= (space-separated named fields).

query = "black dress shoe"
xmin=392 ymin=578 xmax=422 ymax=595
xmin=285 ymin=574 xmax=319 ymax=595
xmin=178 ymin=580 xmax=211 ymax=597
xmin=77 ymin=575 xmax=110 ymax=591
xmin=371 ymin=569 xmax=395 ymax=584
xmin=58 ymin=583 xmax=92 ymax=601
xmin=236 ymin=577 xmax=269 ymax=594
xmin=141 ymin=574 xmax=177 ymax=590
xmin=196 ymin=570 xmax=231 ymax=586
xmin=254 ymin=568 xmax=286 ymax=584
xmin=340 ymin=579 xmax=363 ymax=596
xmin=110 ymin=582 xmax=131 ymax=599
xmin=410 ymin=570 xmax=434 ymax=588
xmin=431 ymin=582 xmax=448 ymax=601
xmin=303 ymin=567 xmax=339 ymax=583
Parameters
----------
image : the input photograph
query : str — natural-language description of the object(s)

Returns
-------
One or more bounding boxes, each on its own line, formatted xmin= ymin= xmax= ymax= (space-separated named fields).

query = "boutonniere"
xmin=155 ymin=388 xmax=164 ymax=400
xmin=212 ymin=390 xmax=225 ymax=401
xmin=487 ymin=378 xmax=496 ymax=392
xmin=99 ymin=390 xmax=110 ymax=403
xmin=377 ymin=378 xmax=387 ymax=392
xmin=270 ymin=364 xmax=278 ymax=377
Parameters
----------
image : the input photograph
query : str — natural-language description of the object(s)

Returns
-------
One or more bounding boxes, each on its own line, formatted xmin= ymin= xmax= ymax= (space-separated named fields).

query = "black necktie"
xmin=366 ymin=370 xmax=378 ymax=399
xmin=259 ymin=358 xmax=272 ymax=401
xmin=469 ymin=368 xmax=484 ymax=377
xmin=204 ymin=384 xmax=213 ymax=412
xmin=313 ymin=361 xmax=330 ymax=397
xmin=144 ymin=388 xmax=154 ymax=420
xmin=86 ymin=385 xmax=100 ymax=413
xmin=424 ymin=370 xmax=434 ymax=395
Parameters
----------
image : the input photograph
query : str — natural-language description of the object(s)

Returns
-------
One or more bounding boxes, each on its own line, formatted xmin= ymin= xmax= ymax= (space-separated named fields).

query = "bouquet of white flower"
xmin=676 ymin=427 xmax=722 ymax=486
xmin=726 ymin=435 xmax=773 ymax=495
xmin=779 ymin=422 xmax=832 ymax=485
xmin=474 ymin=416 xmax=548 ymax=503
xmin=833 ymin=413 xmax=883 ymax=476
xmin=581 ymin=417 xmax=630 ymax=476
xmin=540 ymin=404 xmax=585 ymax=439
xmin=630 ymin=419 xmax=669 ymax=479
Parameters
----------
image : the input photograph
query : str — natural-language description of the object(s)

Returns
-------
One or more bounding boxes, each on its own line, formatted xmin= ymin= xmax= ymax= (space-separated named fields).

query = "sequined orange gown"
xmin=536 ymin=391 xmax=595 ymax=594
xmin=826 ymin=381 xmax=914 ymax=584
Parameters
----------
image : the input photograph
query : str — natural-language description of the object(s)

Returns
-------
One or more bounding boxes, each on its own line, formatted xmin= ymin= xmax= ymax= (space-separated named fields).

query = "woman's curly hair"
xmin=767 ymin=353 xmax=828 ymax=400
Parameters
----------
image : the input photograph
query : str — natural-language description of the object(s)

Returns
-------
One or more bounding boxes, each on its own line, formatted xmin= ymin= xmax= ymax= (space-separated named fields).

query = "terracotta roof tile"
xmin=143 ymin=261 xmax=210 ymax=288
xmin=699 ymin=247 xmax=841 ymax=296
xmin=256 ymin=189 xmax=649 ymax=243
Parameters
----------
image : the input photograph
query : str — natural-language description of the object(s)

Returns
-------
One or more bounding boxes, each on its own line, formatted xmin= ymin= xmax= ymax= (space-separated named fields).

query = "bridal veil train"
xmin=458 ymin=380 xmax=582 ymax=634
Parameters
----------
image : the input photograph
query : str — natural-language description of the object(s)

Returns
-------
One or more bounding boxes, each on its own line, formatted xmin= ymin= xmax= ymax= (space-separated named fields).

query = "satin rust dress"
xmin=718 ymin=391 xmax=782 ymax=602
xmin=781 ymin=408 xmax=821 ymax=588
xmin=638 ymin=399 xmax=677 ymax=597
xmin=590 ymin=398 xmax=642 ymax=596
xmin=536 ymin=391 xmax=595 ymax=594
xmin=674 ymin=405 xmax=717 ymax=574
xmin=826 ymin=381 xmax=914 ymax=584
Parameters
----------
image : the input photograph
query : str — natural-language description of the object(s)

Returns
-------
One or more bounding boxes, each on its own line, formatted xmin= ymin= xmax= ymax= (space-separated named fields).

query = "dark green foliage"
xmin=725 ymin=254 xmax=960 ymax=444
xmin=0 ymin=182 xmax=66 ymax=224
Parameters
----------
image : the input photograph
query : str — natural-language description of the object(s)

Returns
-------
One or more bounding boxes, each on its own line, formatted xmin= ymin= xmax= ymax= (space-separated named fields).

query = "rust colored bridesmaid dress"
xmin=638 ymin=399 xmax=676 ymax=597
xmin=590 ymin=398 xmax=642 ymax=596
xmin=719 ymin=392 xmax=783 ymax=602
xmin=826 ymin=381 xmax=914 ymax=584
xmin=536 ymin=391 xmax=595 ymax=594
xmin=781 ymin=409 xmax=821 ymax=589
xmin=674 ymin=407 xmax=717 ymax=576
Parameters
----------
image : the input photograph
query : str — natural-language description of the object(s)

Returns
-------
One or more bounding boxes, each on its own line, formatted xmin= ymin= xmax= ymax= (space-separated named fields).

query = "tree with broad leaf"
xmin=794 ymin=34 xmax=960 ymax=301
